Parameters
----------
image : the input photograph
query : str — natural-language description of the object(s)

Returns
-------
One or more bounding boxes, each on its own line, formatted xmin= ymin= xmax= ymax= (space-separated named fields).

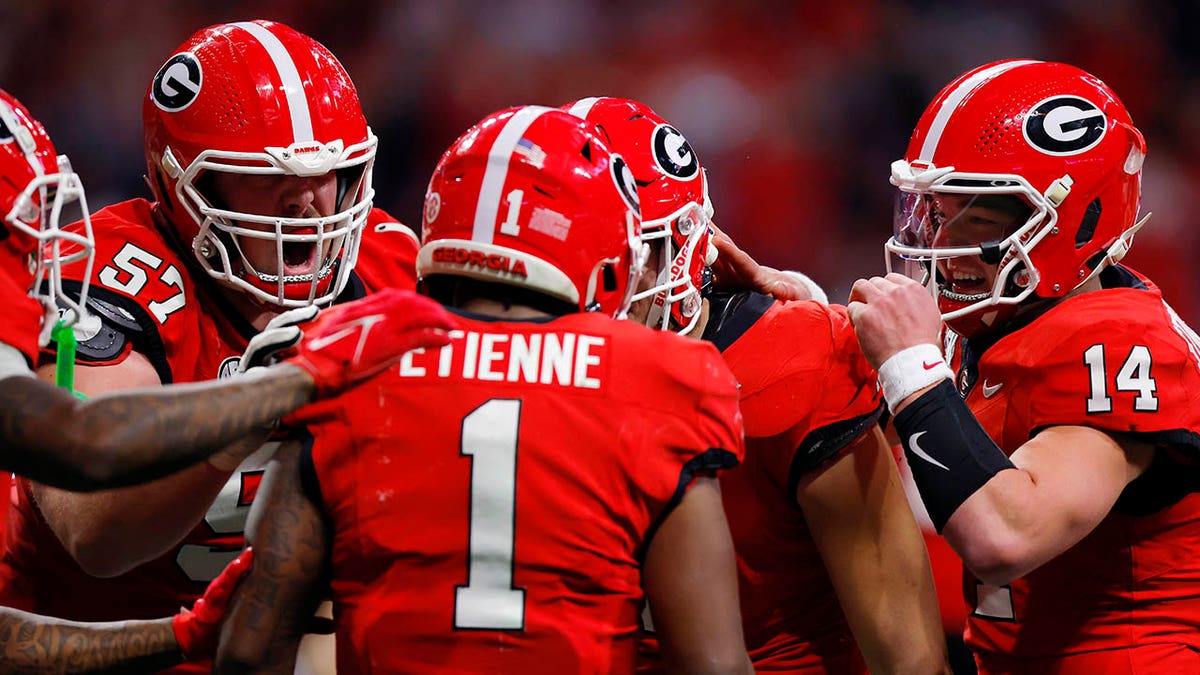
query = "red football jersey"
xmin=0 ymin=267 xmax=44 ymax=368
xmin=946 ymin=267 xmax=1200 ymax=671
xmin=0 ymin=198 xmax=418 ymax=673
xmin=639 ymin=292 xmax=883 ymax=674
xmin=298 ymin=311 xmax=745 ymax=675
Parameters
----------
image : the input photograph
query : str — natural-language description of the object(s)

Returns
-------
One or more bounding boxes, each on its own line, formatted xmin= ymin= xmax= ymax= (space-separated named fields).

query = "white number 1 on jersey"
xmin=454 ymin=399 xmax=526 ymax=630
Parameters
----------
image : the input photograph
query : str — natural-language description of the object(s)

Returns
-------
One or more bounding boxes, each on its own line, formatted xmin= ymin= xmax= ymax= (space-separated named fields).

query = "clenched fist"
xmin=847 ymin=273 xmax=943 ymax=369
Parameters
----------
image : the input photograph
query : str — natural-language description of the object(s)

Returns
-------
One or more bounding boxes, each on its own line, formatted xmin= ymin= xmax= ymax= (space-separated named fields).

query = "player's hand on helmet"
xmin=172 ymin=547 xmax=254 ymax=660
xmin=847 ymin=273 xmax=943 ymax=369
xmin=284 ymin=288 xmax=456 ymax=398
xmin=708 ymin=223 xmax=818 ymax=302
xmin=238 ymin=305 xmax=321 ymax=374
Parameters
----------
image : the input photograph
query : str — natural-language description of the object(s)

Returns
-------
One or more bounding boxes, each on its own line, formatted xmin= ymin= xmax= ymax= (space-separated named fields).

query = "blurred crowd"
xmin=2 ymin=0 xmax=1197 ymax=320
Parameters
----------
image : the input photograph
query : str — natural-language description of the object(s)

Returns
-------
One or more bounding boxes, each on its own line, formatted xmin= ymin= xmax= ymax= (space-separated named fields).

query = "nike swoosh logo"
xmin=305 ymin=313 xmax=385 ymax=364
xmin=982 ymin=380 xmax=1003 ymax=398
xmin=907 ymin=431 xmax=949 ymax=471
xmin=922 ymin=360 xmax=944 ymax=370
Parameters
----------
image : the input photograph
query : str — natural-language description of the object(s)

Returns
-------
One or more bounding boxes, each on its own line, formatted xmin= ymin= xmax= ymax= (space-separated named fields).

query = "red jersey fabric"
xmin=947 ymin=267 xmax=1200 ymax=673
xmin=640 ymin=292 xmax=884 ymax=674
xmin=298 ymin=311 xmax=745 ymax=675
xmin=0 ymin=266 xmax=44 ymax=368
xmin=0 ymin=197 xmax=418 ymax=673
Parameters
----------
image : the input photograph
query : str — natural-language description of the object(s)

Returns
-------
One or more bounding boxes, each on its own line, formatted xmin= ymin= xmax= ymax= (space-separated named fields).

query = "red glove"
xmin=286 ymin=288 xmax=456 ymax=398
xmin=172 ymin=547 xmax=254 ymax=661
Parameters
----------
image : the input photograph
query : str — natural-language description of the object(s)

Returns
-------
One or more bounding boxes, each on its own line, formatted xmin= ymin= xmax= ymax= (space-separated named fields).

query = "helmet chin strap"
xmin=1078 ymin=212 xmax=1151 ymax=288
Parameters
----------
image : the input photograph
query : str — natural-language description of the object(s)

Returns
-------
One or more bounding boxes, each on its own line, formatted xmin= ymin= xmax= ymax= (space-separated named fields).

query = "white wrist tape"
xmin=877 ymin=343 xmax=954 ymax=412
xmin=782 ymin=270 xmax=828 ymax=305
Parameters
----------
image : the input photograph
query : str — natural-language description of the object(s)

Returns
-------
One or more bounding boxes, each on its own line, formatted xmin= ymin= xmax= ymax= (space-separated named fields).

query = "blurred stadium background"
xmin=2 ymin=0 xmax=1197 ymax=316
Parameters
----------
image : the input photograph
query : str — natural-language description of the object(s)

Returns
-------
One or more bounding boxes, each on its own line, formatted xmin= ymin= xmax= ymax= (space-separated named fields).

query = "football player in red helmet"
xmin=569 ymin=97 xmax=948 ymax=675
xmin=851 ymin=59 xmax=1200 ymax=673
xmin=142 ymin=20 xmax=379 ymax=312
xmin=0 ymin=86 xmax=450 ymax=490
xmin=4 ymin=21 xmax=441 ymax=675
xmin=216 ymin=107 xmax=752 ymax=675
xmin=562 ymin=97 xmax=818 ymax=331
xmin=563 ymin=97 xmax=716 ymax=335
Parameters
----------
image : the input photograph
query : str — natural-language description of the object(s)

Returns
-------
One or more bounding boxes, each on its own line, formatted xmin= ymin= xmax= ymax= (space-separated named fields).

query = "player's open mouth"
xmin=283 ymin=240 xmax=317 ymax=269
xmin=257 ymin=245 xmax=335 ymax=284
xmin=941 ymin=272 xmax=992 ymax=302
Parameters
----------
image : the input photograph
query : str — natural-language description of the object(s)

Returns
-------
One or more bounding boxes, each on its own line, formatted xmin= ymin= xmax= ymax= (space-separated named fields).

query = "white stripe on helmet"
xmin=917 ymin=60 xmax=1040 ymax=163
xmin=233 ymin=21 xmax=314 ymax=143
xmin=0 ymin=101 xmax=44 ymax=178
xmin=472 ymin=105 xmax=553 ymax=244
xmin=565 ymin=97 xmax=601 ymax=120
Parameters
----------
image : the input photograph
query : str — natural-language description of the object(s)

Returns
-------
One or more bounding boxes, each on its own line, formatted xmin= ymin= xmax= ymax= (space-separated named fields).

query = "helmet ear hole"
xmin=602 ymin=264 xmax=618 ymax=292
xmin=1074 ymin=198 xmax=1102 ymax=249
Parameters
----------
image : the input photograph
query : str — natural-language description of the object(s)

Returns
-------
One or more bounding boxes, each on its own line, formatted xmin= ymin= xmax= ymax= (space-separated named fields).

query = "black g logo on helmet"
xmin=652 ymin=124 xmax=699 ymax=180
xmin=151 ymin=53 xmax=203 ymax=113
xmin=1023 ymin=96 xmax=1106 ymax=156
xmin=611 ymin=154 xmax=640 ymax=216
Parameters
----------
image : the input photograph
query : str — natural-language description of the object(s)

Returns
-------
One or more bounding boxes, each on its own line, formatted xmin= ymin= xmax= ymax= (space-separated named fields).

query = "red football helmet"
xmin=418 ymin=106 xmax=643 ymax=317
xmin=0 ymin=88 xmax=94 ymax=333
xmin=564 ymin=97 xmax=715 ymax=334
xmin=886 ymin=59 xmax=1147 ymax=337
xmin=143 ymin=20 xmax=375 ymax=308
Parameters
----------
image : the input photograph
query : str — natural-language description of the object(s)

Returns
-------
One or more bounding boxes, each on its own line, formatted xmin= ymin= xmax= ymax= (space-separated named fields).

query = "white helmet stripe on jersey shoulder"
xmin=917 ymin=59 xmax=1041 ymax=164
xmin=232 ymin=21 xmax=314 ymax=143
xmin=471 ymin=105 xmax=553 ymax=245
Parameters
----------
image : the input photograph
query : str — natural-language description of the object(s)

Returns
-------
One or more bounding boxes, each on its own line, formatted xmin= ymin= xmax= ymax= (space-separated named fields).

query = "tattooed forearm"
xmin=0 ymin=365 xmax=315 ymax=491
xmin=216 ymin=441 xmax=329 ymax=674
xmin=0 ymin=609 xmax=181 ymax=674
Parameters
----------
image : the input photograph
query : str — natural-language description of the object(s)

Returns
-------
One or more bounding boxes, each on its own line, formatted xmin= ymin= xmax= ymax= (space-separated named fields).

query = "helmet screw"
xmin=1053 ymin=283 xmax=1061 ymax=292
xmin=682 ymin=294 xmax=699 ymax=317
xmin=678 ymin=215 xmax=694 ymax=236
xmin=1051 ymin=227 xmax=1059 ymax=235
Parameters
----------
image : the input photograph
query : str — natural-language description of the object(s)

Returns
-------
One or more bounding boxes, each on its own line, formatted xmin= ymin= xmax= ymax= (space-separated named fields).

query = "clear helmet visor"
xmin=885 ymin=188 xmax=1042 ymax=324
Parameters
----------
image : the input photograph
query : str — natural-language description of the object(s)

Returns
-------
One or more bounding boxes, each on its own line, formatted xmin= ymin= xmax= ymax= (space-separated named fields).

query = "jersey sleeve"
xmin=737 ymin=302 xmax=884 ymax=479
xmin=44 ymin=202 xmax=199 ymax=383
xmin=0 ymin=270 xmax=44 ymax=368
xmin=1011 ymin=298 xmax=1200 ymax=446
xmin=626 ymin=337 xmax=745 ymax=543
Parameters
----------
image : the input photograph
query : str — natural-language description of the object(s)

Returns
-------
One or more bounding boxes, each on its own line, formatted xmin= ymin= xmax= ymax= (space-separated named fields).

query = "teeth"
xmin=941 ymin=287 xmax=991 ymax=302
xmin=256 ymin=257 xmax=335 ymax=284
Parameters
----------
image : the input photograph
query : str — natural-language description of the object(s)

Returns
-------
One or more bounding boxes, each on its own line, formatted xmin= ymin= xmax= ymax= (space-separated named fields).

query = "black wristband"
xmin=893 ymin=380 xmax=1016 ymax=532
